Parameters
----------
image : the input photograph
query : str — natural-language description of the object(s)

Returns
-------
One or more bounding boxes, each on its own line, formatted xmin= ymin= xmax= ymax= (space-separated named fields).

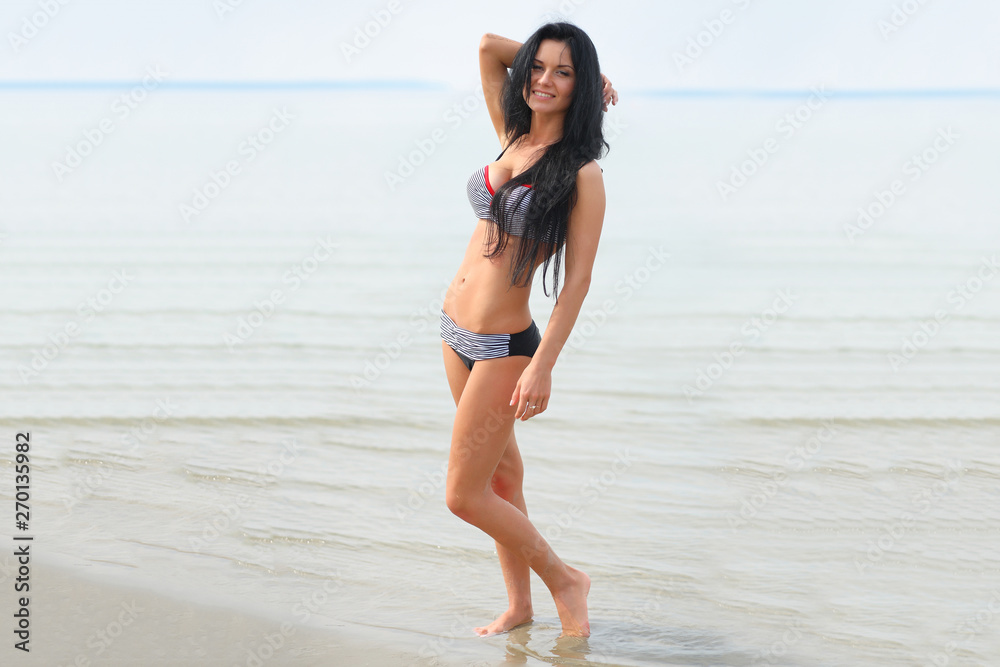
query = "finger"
xmin=509 ymin=385 xmax=520 ymax=409
xmin=524 ymin=401 xmax=536 ymax=421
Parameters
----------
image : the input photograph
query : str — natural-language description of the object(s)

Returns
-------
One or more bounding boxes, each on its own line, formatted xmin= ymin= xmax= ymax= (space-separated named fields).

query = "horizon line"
xmin=0 ymin=79 xmax=446 ymax=91
xmin=635 ymin=87 xmax=1000 ymax=98
xmin=0 ymin=80 xmax=997 ymax=97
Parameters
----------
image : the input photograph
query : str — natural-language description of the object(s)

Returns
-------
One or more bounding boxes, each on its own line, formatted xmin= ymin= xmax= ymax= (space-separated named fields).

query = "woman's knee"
xmin=491 ymin=456 xmax=524 ymax=501
xmin=445 ymin=485 xmax=482 ymax=523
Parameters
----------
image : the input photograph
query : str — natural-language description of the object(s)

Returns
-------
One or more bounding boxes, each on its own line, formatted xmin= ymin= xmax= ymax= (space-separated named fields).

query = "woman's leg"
xmin=477 ymin=431 xmax=533 ymax=635
xmin=444 ymin=353 xmax=590 ymax=637
xmin=442 ymin=342 xmax=533 ymax=635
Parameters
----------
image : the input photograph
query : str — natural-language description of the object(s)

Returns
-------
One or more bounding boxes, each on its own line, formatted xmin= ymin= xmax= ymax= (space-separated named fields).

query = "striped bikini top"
xmin=467 ymin=145 xmax=535 ymax=237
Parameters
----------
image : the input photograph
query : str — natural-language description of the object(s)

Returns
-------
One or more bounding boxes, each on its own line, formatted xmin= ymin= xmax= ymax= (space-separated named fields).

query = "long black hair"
xmin=484 ymin=21 xmax=608 ymax=301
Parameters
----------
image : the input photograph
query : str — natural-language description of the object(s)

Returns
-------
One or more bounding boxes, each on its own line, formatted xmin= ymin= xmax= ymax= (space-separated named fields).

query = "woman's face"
xmin=524 ymin=39 xmax=575 ymax=114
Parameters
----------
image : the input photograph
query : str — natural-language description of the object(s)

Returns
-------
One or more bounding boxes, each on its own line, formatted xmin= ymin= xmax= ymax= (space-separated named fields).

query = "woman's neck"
xmin=526 ymin=111 xmax=565 ymax=147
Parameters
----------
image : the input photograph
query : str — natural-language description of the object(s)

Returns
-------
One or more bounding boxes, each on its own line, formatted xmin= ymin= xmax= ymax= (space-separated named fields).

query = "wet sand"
xmin=16 ymin=553 xmax=430 ymax=667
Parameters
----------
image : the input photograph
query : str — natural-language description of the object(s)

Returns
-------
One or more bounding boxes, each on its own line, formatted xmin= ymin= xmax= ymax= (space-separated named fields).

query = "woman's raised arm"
xmin=479 ymin=33 xmax=521 ymax=147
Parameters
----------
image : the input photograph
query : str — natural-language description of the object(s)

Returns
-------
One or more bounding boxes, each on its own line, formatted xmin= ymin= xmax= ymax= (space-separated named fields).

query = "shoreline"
xmin=15 ymin=551 xmax=435 ymax=666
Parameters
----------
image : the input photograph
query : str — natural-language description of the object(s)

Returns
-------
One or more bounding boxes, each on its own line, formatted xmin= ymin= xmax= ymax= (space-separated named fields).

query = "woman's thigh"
xmin=447 ymin=355 xmax=530 ymax=497
xmin=442 ymin=341 xmax=471 ymax=406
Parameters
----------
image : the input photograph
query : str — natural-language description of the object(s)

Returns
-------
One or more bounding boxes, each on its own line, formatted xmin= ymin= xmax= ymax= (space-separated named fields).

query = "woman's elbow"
xmin=566 ymin=274 xmax=592 ymax=297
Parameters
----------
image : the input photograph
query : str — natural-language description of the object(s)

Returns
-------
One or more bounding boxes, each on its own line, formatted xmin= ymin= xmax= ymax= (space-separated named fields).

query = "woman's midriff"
xmin=442 ymin=220 xmax=544 ymax=334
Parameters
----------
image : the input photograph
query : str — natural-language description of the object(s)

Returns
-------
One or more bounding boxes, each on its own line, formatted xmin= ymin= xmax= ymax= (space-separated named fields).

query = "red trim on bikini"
xmin=484 ymin=165 xmax=496 ymax=196
xmin=485 ymin=165 xmax=533 ymax=197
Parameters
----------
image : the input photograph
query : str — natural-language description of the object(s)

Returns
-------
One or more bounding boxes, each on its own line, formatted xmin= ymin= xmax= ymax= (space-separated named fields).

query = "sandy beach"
xmin=18 ymin=553 xmax=429 ymax=666
xmin=17 ymin=551 xmax=662 ymax=667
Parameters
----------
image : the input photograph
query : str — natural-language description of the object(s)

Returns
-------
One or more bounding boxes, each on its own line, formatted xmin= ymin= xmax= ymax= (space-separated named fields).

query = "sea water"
xmin=1 ymin=88 xmax=998 ymax=666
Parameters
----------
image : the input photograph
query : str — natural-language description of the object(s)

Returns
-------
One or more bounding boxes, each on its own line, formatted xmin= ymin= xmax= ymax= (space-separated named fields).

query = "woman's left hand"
xmin=510 ymin=361 xmax=552 ymax=421
xmin=600 ymin=73 xmax=618 ymax=112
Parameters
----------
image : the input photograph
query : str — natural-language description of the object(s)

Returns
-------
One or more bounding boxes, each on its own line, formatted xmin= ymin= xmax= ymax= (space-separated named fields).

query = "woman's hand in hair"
xmin=600 ymin=74 xmax=618 ymax=112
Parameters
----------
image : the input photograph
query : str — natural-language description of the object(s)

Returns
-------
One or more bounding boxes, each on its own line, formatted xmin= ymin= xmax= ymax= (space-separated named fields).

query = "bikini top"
xmin=466 ymin=145 xmax=537 ymax=238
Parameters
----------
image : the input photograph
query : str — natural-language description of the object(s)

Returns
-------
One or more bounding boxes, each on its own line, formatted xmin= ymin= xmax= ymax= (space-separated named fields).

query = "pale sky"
xmin=2 ymin=0 xmax=998 ymax=91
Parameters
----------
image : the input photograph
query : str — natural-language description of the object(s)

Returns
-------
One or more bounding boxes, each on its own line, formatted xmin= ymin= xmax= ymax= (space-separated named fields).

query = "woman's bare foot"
xmin=552 ymin=566 xmax=590 ymax=637
xmin=474 ymin=605 xmax=533 ymax=637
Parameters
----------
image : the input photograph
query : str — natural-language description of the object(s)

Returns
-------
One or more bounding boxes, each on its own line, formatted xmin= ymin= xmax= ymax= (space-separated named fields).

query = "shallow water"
xmin=1 ymin=91 xmax=999 ymax=666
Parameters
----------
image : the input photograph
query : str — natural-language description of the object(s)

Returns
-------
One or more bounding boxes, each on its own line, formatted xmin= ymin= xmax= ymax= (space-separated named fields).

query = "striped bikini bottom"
xmin=440 ymin=309 xmax=541 ymax=371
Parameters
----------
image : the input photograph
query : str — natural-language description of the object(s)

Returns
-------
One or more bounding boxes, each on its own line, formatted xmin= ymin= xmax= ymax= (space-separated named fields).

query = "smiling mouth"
xmin=532 ymin=91 xmax=555 ymax=99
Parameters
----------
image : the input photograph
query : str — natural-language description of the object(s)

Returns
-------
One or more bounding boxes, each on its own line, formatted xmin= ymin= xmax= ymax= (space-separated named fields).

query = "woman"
xmin=440 ymin=22 xmax=617 ymax=638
